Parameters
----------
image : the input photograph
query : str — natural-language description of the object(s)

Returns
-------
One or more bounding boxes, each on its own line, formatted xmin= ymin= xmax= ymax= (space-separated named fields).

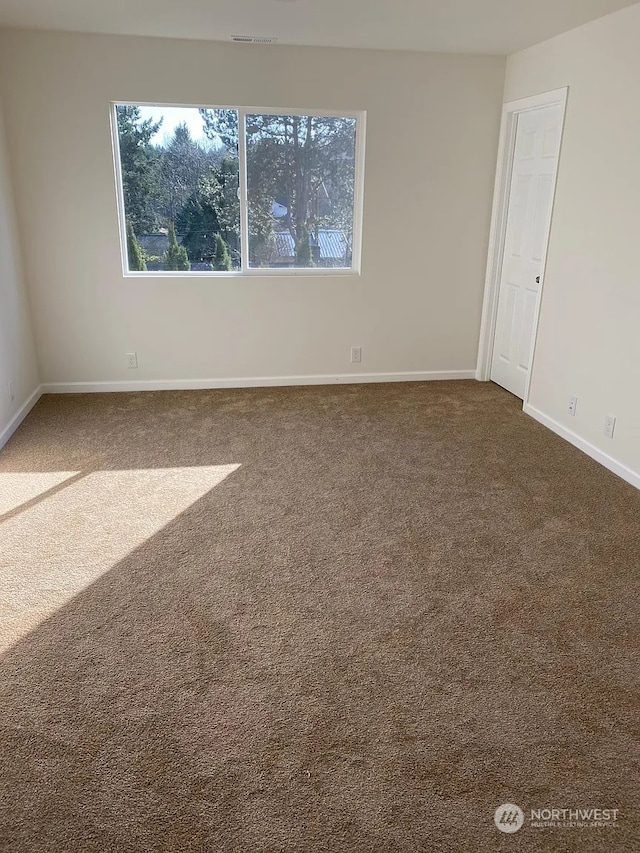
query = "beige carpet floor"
xmin=0 ymin=381 xmax=638 ymax=852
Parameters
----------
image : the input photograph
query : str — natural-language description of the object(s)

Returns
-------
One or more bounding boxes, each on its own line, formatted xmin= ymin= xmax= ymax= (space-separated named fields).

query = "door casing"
xmin=476 ymin=87 xmax=568 ymax=406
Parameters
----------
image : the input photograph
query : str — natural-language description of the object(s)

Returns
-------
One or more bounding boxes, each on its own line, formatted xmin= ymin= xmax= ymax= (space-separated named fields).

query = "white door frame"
xmin=476 ymin=87 xmax=569 ymax=406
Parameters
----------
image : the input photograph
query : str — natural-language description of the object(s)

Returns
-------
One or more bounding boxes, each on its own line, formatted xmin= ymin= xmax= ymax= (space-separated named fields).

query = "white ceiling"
xmin=0 ymin=0 xmax=636 ymax=55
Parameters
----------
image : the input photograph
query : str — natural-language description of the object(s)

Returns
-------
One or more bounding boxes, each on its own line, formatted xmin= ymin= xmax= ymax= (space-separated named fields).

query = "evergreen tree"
xmin=126 ymin=221 xmax=147 ymax=271
xmin=158 ymin=122 xmax=217 ymax=224
xmin=295 ymin=226 xmax=314 ymax=267
xmin=213 ymin=234 xmax=232 ymax=271
xmin=116 ymin=106 xmax=163 ymax=233
xmin=163 ymin=224 xmax=190 ymax=271
xmin=177 ymin=158 xmax=240 ymax=266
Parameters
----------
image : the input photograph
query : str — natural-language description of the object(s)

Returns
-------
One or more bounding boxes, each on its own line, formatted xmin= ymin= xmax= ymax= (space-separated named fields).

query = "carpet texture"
xmin=0 ymin=381 xmax=638 ymax=852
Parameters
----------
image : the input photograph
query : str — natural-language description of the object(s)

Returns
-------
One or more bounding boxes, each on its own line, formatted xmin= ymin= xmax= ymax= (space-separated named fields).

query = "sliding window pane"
xmin=245 ymin=114 xmax=357 ymax=269
xmin=115 ymin=105 xmax=240 ymax=271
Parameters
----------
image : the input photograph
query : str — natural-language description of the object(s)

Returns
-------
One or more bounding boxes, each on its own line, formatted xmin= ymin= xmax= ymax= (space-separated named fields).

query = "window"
xmin=112 ymin=104 xmax=365 ymax=275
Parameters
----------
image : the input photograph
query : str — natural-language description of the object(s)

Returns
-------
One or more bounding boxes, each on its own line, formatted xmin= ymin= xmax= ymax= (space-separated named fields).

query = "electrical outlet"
xmin=7 ymin=381 xmax=15 ymax=402
xmin=568 ymin=395 xmax=578 ymax=417
xmin=350 ymin=346 xmax=362 ymax=364
xmin=604 ymin=415 xmax=616 ymax=439
xmin=126 ymin=352 xmax=138 ymax=369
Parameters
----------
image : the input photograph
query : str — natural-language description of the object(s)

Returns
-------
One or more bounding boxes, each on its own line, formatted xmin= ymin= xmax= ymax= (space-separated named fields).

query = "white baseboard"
xmin=0 ymin=385 xmax=43 ymax=450
xmin=524 ymin=403 xmax=640 ymax=491
xmin=41 ymin=370 xmax=476 ymax=394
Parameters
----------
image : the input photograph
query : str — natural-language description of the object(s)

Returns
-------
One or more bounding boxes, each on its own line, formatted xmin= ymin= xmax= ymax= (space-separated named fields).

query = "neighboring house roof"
xmin=273 ymin=229 xmax=349 ymax=263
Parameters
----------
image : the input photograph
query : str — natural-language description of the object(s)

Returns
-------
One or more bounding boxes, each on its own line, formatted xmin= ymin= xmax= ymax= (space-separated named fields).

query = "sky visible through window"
xmin=137 ymin=106 xmax=217 ymax=148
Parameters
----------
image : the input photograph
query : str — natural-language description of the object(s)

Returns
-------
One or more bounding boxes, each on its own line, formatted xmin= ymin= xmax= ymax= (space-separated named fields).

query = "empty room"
xmin=0 ymin=0 xmax=638 ymax=850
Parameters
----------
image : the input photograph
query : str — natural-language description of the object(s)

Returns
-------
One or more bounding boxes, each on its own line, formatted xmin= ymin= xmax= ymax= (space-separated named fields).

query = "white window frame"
xmin=110 ymin=102 xmax=367 ymax=278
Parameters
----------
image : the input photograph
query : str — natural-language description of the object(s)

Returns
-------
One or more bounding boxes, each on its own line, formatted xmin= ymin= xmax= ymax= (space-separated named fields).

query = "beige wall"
xmin=0 ymin=29 xmax=504 ymax=386
xmin=505 ymin=3 xmax=640 ymax=480
xmin=0 ymin=89 xmax=39 ymax=444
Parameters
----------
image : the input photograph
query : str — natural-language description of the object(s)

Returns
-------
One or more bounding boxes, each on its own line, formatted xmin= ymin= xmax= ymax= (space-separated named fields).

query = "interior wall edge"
xmin=0 ymin=385 xmax=42 ymax=450
xmin=524 ymin=402 xmax=640 ymax=492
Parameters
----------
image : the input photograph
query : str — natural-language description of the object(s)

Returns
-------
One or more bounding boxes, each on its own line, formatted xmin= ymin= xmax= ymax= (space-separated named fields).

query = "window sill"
xmin=122 ymin=268 xmax=361 ymax=279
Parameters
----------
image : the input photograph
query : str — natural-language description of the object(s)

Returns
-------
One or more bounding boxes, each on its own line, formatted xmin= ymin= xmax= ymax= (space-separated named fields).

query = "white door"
xmin=491 ymin=104 xmax=563 ymax=399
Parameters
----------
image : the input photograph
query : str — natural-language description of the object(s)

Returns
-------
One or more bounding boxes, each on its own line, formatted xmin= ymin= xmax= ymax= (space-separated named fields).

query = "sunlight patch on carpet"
xmin=0 ymin=465 xmax=240 ymax=652
xmin=0 ymin=471 xmax=81 ymax=516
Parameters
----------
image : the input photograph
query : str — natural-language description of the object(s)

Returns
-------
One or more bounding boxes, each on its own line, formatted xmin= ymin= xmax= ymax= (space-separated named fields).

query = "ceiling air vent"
xmin=231 ymin=35 xmax=278 ymax=44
